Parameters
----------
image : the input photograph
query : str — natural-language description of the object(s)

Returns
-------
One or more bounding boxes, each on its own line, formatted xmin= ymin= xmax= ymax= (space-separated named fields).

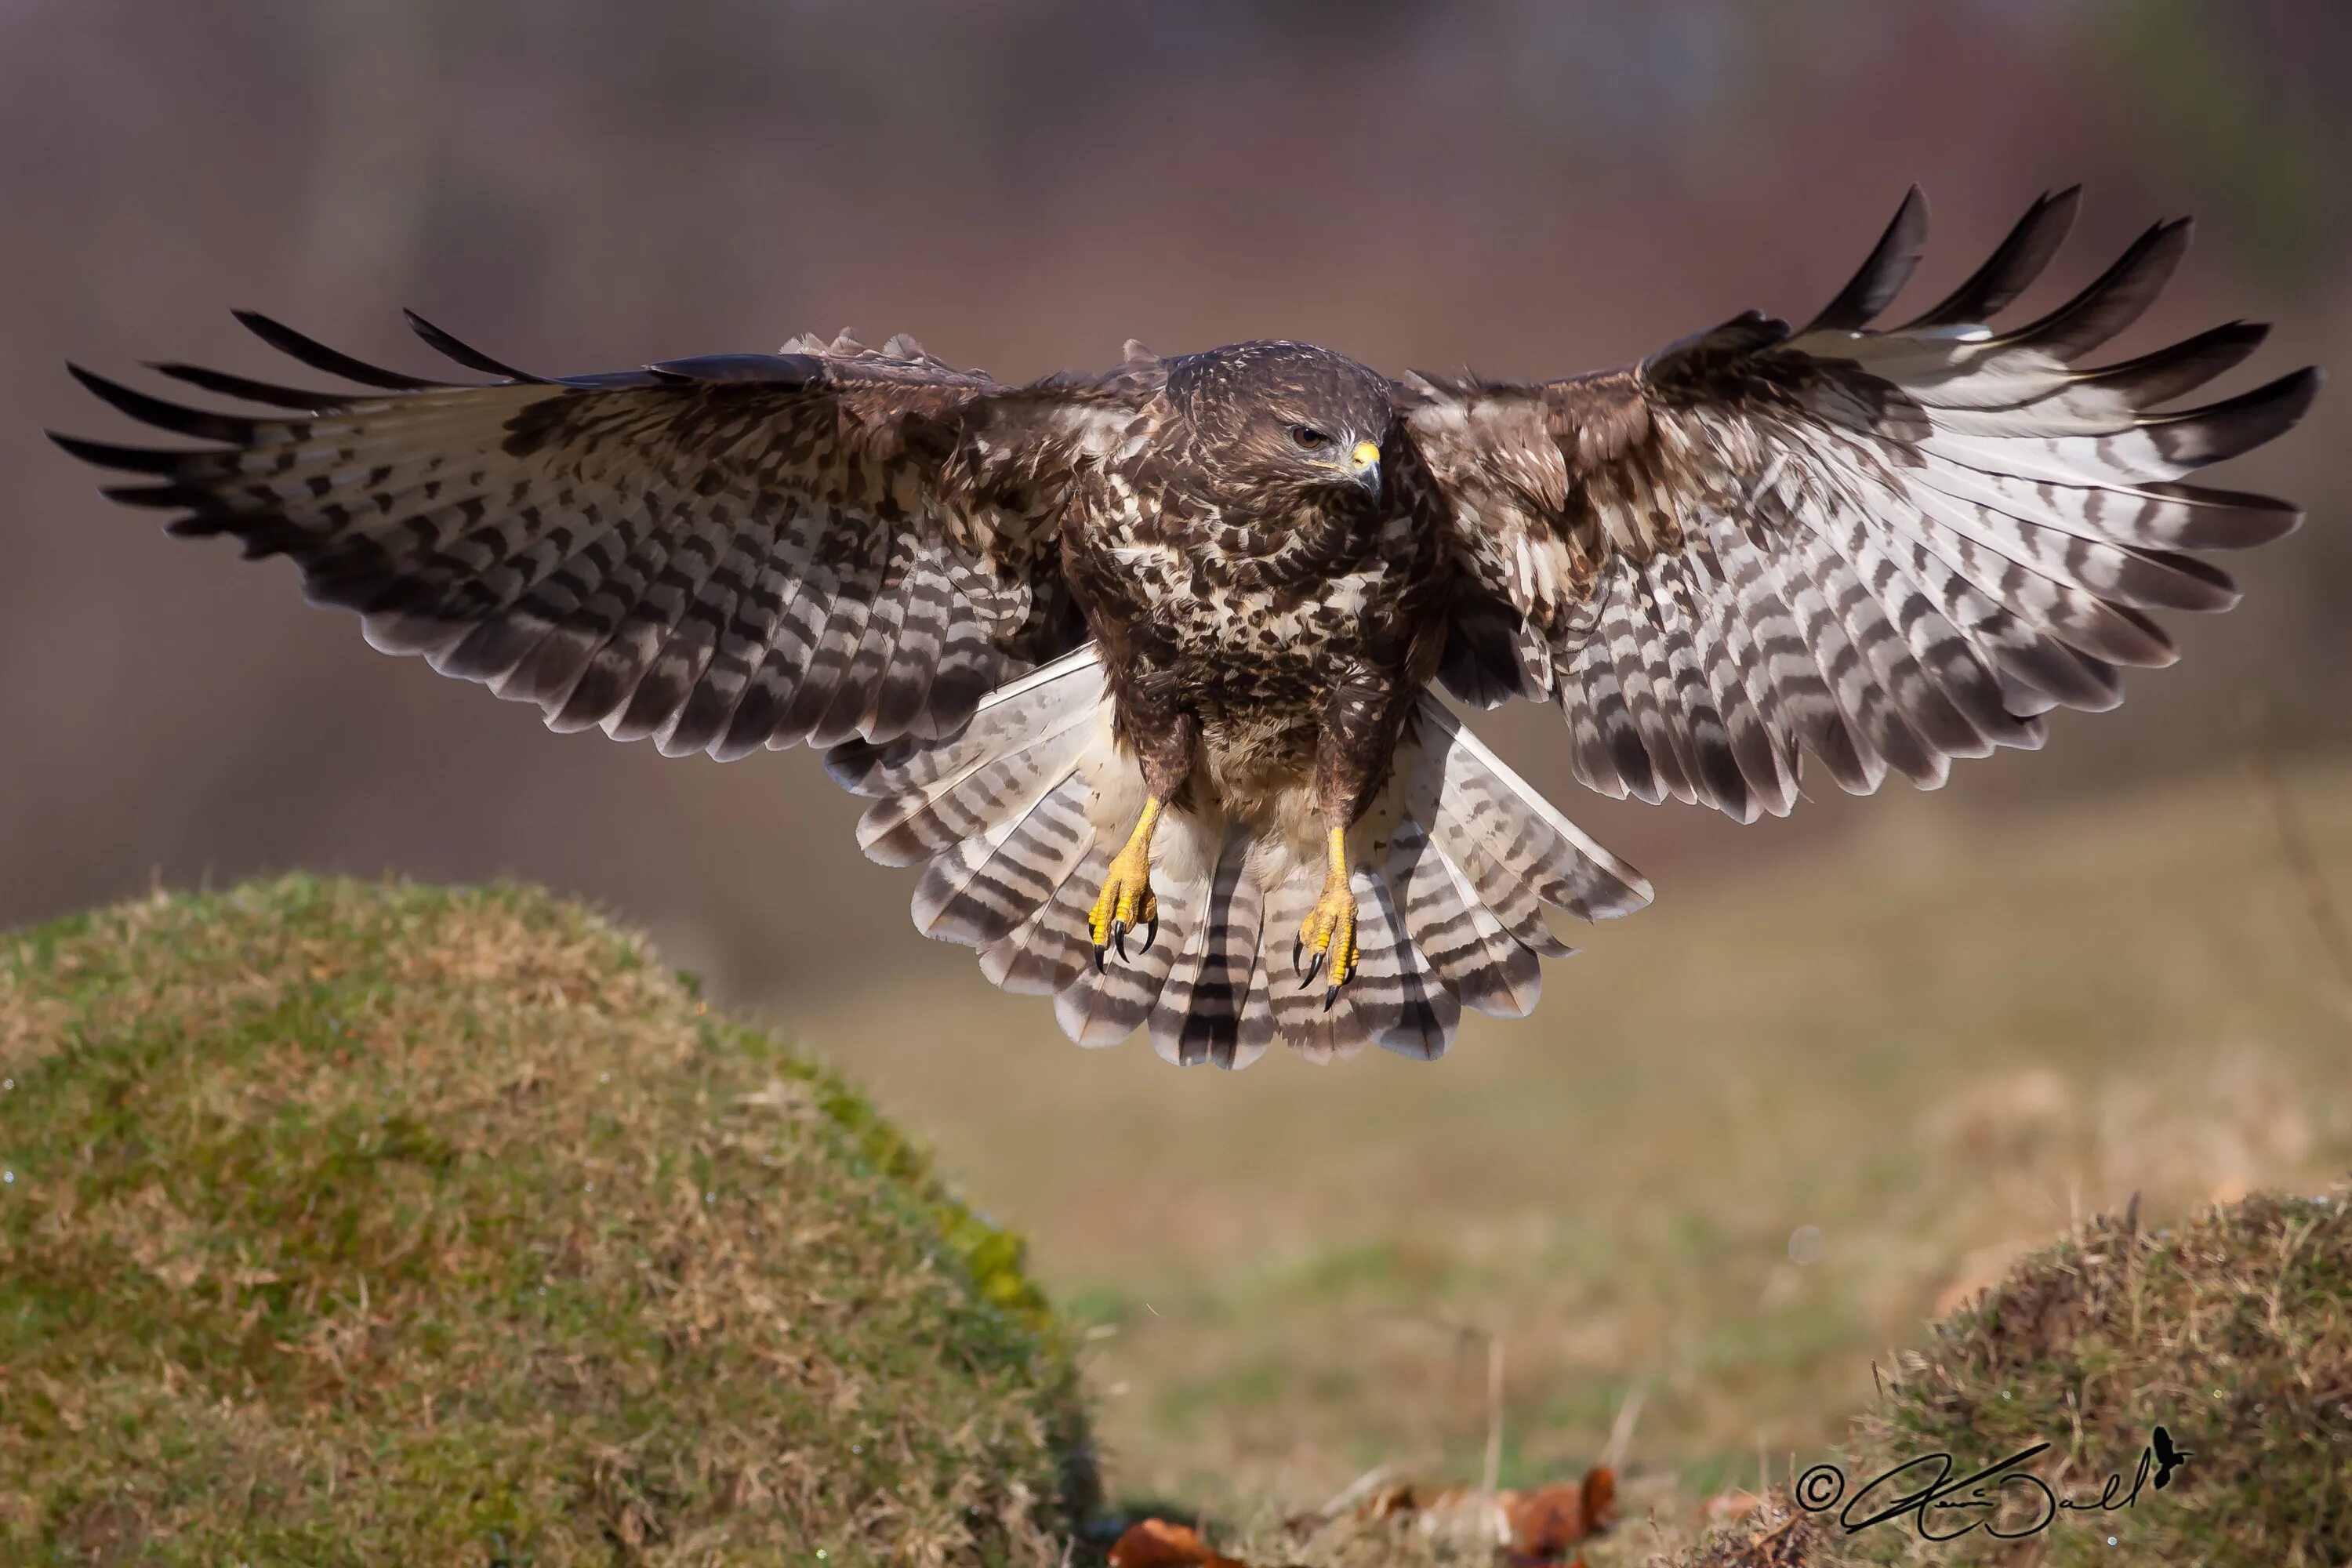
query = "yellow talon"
xmin=1088 ymin=797 xmax=1163 ymax=967
xmin=1295 ymin=826 xmax=1359 ymax=1001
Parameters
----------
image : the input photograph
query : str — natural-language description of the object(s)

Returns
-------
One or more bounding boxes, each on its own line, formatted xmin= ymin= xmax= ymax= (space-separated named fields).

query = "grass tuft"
xmin=1634 ymin=1183 xmax=2352 ymax=1566
xmin=0 ymin=874 xmax=1094 ymax=1566
xmin=1820 ymin=1184 xmax=2351 ymax=1565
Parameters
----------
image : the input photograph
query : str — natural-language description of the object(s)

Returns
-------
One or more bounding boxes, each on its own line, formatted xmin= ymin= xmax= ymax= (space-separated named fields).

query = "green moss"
xmin=0 ymin=875 xmax=1094 ymax=1566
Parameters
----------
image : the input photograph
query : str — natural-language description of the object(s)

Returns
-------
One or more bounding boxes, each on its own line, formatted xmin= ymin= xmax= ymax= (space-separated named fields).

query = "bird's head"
xmin=1168 ymin=341 xmax=1394 ymax=510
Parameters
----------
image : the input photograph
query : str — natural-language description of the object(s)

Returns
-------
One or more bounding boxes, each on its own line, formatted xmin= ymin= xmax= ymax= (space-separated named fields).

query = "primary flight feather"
xmin=54 ymin=188 xmax=2318 ymax=1065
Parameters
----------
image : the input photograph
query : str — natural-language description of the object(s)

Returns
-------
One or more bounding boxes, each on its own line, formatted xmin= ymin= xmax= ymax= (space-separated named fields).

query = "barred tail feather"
xmin=1388 ymin=817 xmax=1541 ymax=1019
xmin=982 ymin=846 xmax=1109 ymax=997
xmin=1359 ymin=869 xmax=1460 ymax=1061
xmin=1148 ymin=831 xmax=1271 ymax=1069
xmin=832 ymin=648 xmax=1651 ymax=1065
xmin=1259 ymin=863 xmax=1363 ymax=1062
xmin=909 ymin=772 xmax=1093 ymax=946
xmin=1413 ymin=699 xmax=1653 ymax=924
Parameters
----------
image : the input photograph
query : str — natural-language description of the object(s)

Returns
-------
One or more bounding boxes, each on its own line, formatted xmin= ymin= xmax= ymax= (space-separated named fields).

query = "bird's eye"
xmin=1290 ymin=425 xmax=1333 ymax=451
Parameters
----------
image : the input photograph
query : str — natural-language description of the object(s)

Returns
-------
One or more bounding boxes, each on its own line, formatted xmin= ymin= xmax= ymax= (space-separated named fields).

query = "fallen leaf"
xmin=1107 ymin=1518 xmax=1259 ymax=1568
xmin=1327 ymin=1465 xmax=1617 ymax=1563
xmin=1581 ymin=1465 xmax=1617 ymax=1535
xmin=1501 ymin=1483 xmax=1586 ymax=1554
xmin=1499 ymin=1465 xmax=1617 ymax=1562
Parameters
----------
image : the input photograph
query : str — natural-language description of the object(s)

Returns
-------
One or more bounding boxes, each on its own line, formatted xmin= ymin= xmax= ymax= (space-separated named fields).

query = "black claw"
xmin=1091 ymin=942 xmax=1108 ymax=974
xmin=1112 ymin=919 xmax=1129 ymax=960
xmin=1138 ymin=915 xmax=1158 ymax=955
xmin=1299 ymin=949 xmax=1325 ymax=989
xmin=1291 ymin=937 xmax=1304 ymax=975
xmin=1322 ymin=982 xmax=1341 ymax=1011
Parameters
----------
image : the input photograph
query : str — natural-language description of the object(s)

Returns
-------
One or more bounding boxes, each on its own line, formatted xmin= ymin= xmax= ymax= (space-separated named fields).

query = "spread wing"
xmin=54 ymin=314 xmax=1127 ymax=757
xmin=1406 ymin=187 xmax=2318 ymax=822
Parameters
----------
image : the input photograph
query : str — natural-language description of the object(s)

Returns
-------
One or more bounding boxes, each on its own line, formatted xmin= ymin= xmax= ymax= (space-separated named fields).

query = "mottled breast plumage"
xmin=1060 ymin=341 xmax=1450 ymax=729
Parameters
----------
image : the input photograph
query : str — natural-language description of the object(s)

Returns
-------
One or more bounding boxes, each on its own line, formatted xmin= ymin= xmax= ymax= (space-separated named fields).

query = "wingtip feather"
xmin=403 ymin=308 xmax=544 ymax=382
xmin=1801 ymin=184 xmax=1931 ymax=335
xmin=232 ymin=308 xmax=448 ymax=390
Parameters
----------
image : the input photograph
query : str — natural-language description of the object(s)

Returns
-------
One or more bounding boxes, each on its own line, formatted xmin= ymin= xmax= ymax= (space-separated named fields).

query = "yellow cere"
xmin=1351 ymin=440 xmax=1380 ymax=469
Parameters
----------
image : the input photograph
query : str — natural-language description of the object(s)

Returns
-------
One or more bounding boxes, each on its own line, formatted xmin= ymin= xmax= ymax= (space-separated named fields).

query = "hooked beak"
xmin=1347 ymin=438 xmax=1382 ymax=499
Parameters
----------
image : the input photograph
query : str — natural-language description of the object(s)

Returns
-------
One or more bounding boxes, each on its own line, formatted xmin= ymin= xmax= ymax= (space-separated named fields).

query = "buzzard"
xmin=53 ymin=189 xmax=2317 ymax=1066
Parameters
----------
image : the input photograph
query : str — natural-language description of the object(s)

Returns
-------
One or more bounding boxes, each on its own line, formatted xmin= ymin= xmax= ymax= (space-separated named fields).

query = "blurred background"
xmin=5 ymin=0 xmax=2349 ymax=1512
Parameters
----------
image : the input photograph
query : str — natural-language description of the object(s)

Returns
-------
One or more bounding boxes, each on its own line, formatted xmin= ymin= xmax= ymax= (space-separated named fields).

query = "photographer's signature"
xmin=1795 ymin=1425 xmax=2192 ymax=1543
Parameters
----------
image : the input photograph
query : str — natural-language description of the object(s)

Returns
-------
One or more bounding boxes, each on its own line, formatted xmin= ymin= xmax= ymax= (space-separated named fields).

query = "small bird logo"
xmin=2151 ymin=1425 xmax=2193 ymax=1490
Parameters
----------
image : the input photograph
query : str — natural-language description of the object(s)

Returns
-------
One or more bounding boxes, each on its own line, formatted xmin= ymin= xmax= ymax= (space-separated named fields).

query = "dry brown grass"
xmin=0 ymin=876 xmax=1091 ymax=1566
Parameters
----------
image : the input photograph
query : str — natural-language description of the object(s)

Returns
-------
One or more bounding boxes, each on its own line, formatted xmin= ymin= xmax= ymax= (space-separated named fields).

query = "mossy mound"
xmin=0 ymin=876 xmax=1093 ymax=1566
xmin=1625 ymin=1185 xmax=2348 ymax=1568
xmin=1825 ymin=1184 xmax=2351 ymax=1566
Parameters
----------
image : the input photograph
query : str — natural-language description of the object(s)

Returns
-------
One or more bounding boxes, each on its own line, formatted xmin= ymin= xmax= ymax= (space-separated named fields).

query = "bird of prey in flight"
xmin=55 ymin=187 xmax=2318 ymax=1066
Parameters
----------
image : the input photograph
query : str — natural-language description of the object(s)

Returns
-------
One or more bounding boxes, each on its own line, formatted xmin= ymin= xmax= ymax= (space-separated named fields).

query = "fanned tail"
xmin=829 ymin=654 xmax=1653 ymax=1065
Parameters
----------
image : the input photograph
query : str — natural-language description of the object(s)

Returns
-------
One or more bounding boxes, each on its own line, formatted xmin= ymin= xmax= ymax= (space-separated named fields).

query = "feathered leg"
xmin=1298 ymin=670 xmax=1414 ymax=1001
xmin=1086 ymin=692 xmax=1196 ymax=970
